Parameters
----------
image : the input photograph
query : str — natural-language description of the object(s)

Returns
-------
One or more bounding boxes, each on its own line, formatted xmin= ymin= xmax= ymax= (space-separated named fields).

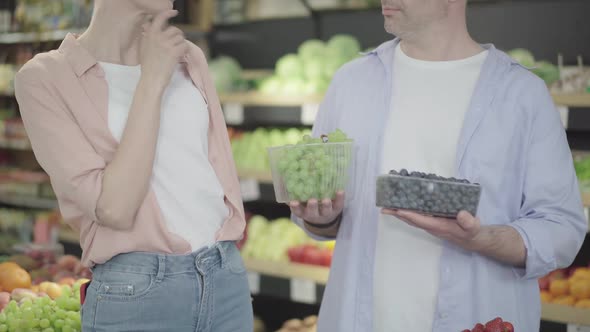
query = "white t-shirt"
xmin=100 ymin=62 xmax=229 ymax=251
xmin=373 ymin=44 xmax=488 ymax=332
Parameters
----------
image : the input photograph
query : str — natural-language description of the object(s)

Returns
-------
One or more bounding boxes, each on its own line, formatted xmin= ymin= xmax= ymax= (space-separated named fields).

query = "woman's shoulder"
xmin=16 ymin=50 xmax=67 ymax=86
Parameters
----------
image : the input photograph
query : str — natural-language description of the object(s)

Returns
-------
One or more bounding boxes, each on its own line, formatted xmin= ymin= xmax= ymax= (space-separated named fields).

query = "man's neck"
xmin=77 ymin=7 xmax=147 ymax=65
xmin=400 ymin=19 xmax=483 ymax=62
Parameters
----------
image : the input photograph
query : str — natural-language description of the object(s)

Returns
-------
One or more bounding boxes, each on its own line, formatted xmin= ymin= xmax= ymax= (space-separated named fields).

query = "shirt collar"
xmin=59 ymin=33 xmax=190 ymax=77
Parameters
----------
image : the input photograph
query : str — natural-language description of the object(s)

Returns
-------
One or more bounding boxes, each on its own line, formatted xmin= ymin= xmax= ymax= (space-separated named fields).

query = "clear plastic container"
xmin=376 ymin=174 xmax=482 ymax=218
xmin=268 ymin=142 xmax=353 ymax=203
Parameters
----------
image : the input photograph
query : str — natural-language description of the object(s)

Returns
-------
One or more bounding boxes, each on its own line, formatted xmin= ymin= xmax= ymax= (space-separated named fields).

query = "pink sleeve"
xmin=15 ymin=71 xmax=105 ymax=228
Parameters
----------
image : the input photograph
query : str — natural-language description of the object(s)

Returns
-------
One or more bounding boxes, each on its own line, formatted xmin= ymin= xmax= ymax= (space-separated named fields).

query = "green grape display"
xmin=270 ymin=129 xmax=353 ymax=202
xmin=0 ymin=285 xmax=82 ymax=332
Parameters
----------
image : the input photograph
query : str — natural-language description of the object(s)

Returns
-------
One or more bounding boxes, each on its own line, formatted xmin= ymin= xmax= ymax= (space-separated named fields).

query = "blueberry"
xmin=389 ymin=170 xmax=399 ymax=175
xmin=400 ymin=169 xmax=409 ymax=176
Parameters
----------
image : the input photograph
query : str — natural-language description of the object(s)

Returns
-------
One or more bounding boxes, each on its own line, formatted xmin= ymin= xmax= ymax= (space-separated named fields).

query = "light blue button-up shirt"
xmin=294 ymin=38 xmax=588 ymax=332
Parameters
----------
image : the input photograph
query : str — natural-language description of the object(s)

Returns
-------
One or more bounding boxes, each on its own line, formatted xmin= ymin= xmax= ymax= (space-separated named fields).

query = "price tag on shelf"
xmin=301 ymin=103 xmax=320 ymax=125
xmin=567 ymin=325 xmax=590 ymax=332
xmin=240 ymin=179 xmax=260 ymax=202
xmin=290 ymin=278 xmax=316 ymax=304
xmin=247 ymin=272 xmax=260 ymax=295
xmin=224 ymin=103 xmax=244 ymax=125
xmin=557 ymin=106 xmax=569 ymax=129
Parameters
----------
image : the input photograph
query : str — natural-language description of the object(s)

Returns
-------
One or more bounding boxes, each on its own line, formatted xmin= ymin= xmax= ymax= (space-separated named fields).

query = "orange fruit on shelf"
xmin=0 ymin=262 xmax=21 ymax=273
xmin=575 ymin=299 xmax=590 ymax=309
xmin=540 ymin=291 xmax=553 ymax=303
xmin=571 ymin=268 xmax=590 ymax=280
xmin=571 ymin=280 xmax=590 ymax=300
xmin=550 ymin=279 xmax=570 ymax=297
xmin=552 ymin=295 xmax=576 ymax=306
xmin=0 ymin=266 xmax=31 ymax=293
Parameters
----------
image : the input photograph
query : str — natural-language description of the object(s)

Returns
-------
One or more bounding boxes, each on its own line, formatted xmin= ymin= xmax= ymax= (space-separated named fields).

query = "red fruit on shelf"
xmin=461 ymin=330 xmax=470 ymax=332
xmin=502 ymin=321 xmax=514 ymax=332
xmin=548 ymin=269 xmax=567 ymax=282
xmin=319 ymin=249 xmax=332 ymax=267
xmin=472 ymin=323 xmax=485 ymax=332
xmin=303 ymin=247 xmax=323 ymax=266
xmin=57 ymin=255 xmax=79 ymax=272
xmin=485 ymin=317 xmax=504 ymax=332
xmin=288 ymin=246 xmax=306 ymax=263
xmin=538 ymin=275 xmax=550 ymax=290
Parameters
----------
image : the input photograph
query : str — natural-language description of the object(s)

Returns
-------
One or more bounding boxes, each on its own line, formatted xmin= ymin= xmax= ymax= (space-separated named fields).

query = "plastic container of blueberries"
xmin=268 ymin=142 xmax=354 ymax=203
xmin=376 ymin=174 xmax=482 ymax=218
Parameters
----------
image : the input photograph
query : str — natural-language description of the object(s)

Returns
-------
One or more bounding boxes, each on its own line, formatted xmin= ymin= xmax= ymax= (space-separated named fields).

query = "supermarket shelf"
xmin=541 ymin=303 xmax=590 ymax=326
xmin=0 ymin=194 xmax=57 ymax=209
xmin=0 ymin=138 xmax=32 ymax=151
xmin=0 ymin=25 xmax=206 ymax=45
xmin=239 ymin=177 xmax=276 ymax=202
xmin=220 ymin=92 xmax=321 ymax=126
xmin=220 ymin=92 xmax=322 ymax=107
xmin=0 ymin=29 xmax=84 ymax=44
xmin=552 ymin=93 xmax=590 ymax=108
xmin=244 ymin=258 xmax=329 ymax=284
xmin=241 ymin=70 xmax=273 ymax=81
xmin=244 ymin=258 xmax=327 ymax=304
xmin=58 ymin=229 xmax=79 ymax=244
xmin=238 ymin=170 xmax=273 ymax=183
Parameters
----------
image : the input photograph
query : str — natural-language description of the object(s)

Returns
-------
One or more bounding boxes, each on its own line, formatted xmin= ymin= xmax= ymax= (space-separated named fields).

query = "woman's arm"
xmin=16 ymin=10 xmax=188 ymax=230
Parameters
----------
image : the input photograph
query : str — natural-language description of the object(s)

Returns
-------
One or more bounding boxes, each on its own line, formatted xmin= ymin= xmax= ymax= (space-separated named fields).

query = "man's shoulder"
xmin=331 ymin=40 xmax=394 ymax=85
xmin=492 ymin=48 xmax=549 ymax=100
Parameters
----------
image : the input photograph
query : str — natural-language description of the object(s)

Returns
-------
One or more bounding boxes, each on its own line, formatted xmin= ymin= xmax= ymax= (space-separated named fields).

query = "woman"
xmin=14 ymin=0 xmax=252 ymax=331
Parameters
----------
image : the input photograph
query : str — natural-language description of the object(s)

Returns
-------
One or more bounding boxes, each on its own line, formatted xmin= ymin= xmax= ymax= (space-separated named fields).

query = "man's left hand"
xmin=381 ymin=209 xmax=483 ymax=252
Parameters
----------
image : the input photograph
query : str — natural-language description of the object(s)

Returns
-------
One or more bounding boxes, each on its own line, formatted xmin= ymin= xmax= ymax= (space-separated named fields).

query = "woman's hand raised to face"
xmin=140 ymin=10 xmax=188 ymax=91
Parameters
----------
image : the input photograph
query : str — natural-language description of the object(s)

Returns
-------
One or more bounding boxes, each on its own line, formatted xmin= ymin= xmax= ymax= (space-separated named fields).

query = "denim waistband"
xmin=92 ymin=241 xmax=237 ymax=277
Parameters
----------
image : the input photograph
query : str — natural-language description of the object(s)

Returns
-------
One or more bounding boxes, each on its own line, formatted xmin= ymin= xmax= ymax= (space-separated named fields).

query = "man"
xmin=289 ymin=0 xmax=588 ymax=331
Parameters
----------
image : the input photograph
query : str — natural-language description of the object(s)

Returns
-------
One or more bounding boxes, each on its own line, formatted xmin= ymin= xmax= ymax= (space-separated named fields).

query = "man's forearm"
xmin=303 ymin=214 xmax=342 ymax=239
xmin=470 ymin=225 xmax=526 ymax=267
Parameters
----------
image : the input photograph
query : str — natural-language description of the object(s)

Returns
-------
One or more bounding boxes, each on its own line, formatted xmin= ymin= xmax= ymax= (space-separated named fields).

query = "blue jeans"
xmin=81 ymin=242 xmax=253 ymax=332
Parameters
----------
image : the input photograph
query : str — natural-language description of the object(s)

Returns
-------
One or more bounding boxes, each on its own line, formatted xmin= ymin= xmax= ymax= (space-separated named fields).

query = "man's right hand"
xmin=140 ymin=9 xmax=188 ymax=91
xmin=289 ymin=191 xmax=345 ymax=226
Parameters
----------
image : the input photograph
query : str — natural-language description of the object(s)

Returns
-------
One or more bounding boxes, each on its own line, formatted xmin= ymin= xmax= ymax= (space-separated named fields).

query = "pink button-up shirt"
xmin=14 ymin=34 xmax=245 ymax=266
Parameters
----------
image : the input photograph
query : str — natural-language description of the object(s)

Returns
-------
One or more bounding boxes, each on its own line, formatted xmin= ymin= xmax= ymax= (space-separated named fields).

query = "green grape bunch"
xmin=271 ymin=129 xmax=353 ymax=202
xmin=0 ymin=285 xmax=82 ymax=332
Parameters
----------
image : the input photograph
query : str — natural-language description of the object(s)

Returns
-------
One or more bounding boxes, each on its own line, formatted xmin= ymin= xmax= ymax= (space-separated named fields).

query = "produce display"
xmin=287 ymin=244 xmax=332 ymax=267
xmin=461 ymin=317 xmax=514 ymax=332
xmin=259 ymin=35 xmax=361 ymax=96
xmin=0 ymin=65 xmax=16 ymax=95
xmin=209 ymin=55 xmax=245 ymax=93
xmin=539 ymin=265 xmax=590 ymax=308
xmin=268 ymin=129 xmax=353 ymax=202
xmin=1 ymin=251 xmax=91 ymax=286
xmin=575 ymin=155 xmax=590 ymax=192
xmin=507 ymin=48 xmax=560 ymax=85
xmin=276 ymin=315 xmax=317 ymax=332
xmin=231 ymin=128 xmax=311 ymax=174
xmin=0 ymin=279 xmax=86 ymax=332
xmin=240 ymin=215 xmax=334 ymax=264
xmin=376 ymin=169 xmax=481 ymax=218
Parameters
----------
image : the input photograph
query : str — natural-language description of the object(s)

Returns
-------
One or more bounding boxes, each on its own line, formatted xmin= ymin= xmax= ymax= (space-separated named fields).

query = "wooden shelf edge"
xmin=219 ymin=91 xmax=589 ymax=108
xmin=552 ymin=93 xmax=590 ymax=108
xmin=219 ymin=91 xmax=323 ymax=107
xmin=542 ymin=303 xmax=590 ymax=326
xmin=58 ymin=229 xmax=79 ymax=244
xmin=238 ymin=170 xmax=273 ymax=183
xmin=0 ymin=29 xmax=85 ymax=44
xmin=0 ymin=194 xmax=57 ymax=209
xmin=243 ymin=258 xmax=329 ymax=285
